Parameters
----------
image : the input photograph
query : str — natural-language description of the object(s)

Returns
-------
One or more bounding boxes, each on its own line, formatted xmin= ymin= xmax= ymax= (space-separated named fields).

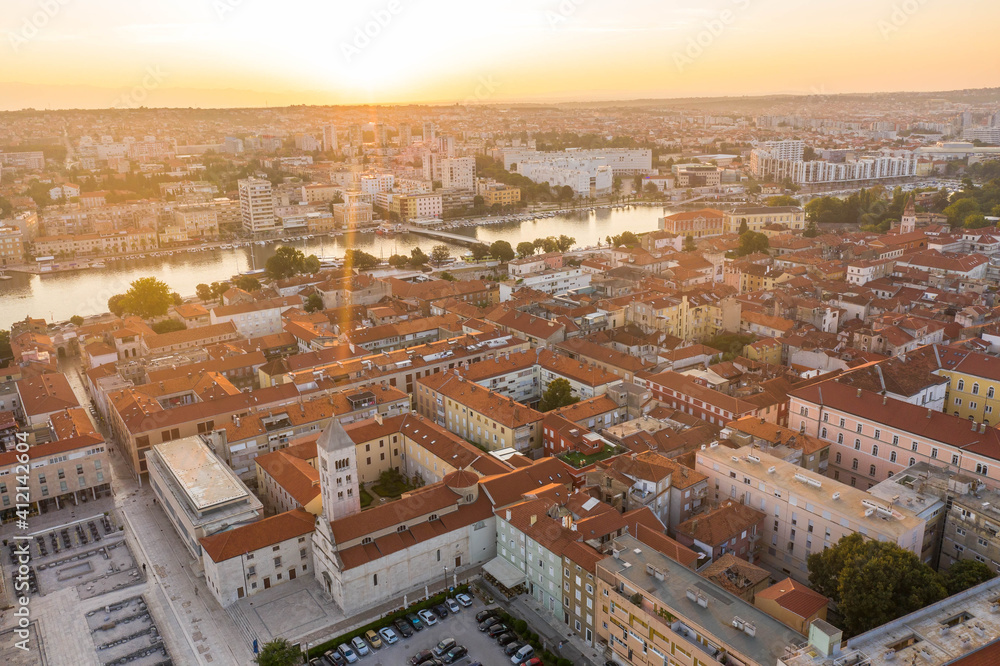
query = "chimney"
xmin=856 ymin=388 xmax=862 ymax=398
xmin=926 ymin=409 xmax=933 ymax=419
xmin=981 ymin=423 xmax=987 ymax=433
xmin=971 ymin=420 xmax=978 ymax=431
xmin=530 ymin=515 xmax=537 ymax=526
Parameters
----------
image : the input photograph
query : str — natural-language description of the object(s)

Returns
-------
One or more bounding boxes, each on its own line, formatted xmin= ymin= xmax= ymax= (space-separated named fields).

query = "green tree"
xmin=644 ymin=181 xmax=660 ymax=196
xmin=608 ymin=231 xmax=640 ymax=248
xmin=556 ymin=235 xmax=575 ymax=252
xmin=265 ymin=245 xmax=307 ymax=280
xmin=151 ymin=319 xmax=186 ymax=334
xmin=489 ymin=240 xmax=515 ymax=263
xmin=303 ymin=254 xmax=321 ymax=274
xmin=344 ymin=249 xmax=380 ymax=271
xmin=516 ymin=241 xmax=536 ymax=259
xmin=541 ymin=236 xmax=559 ymax=253
xmin=172 ymin=292 xmax=183 ymax=306
xmin=115 ymin=277 xmax=174 ymax=319
xmin=69 ymin=315 xmax=84 ymax=326
xmin=408 ymin=247 xmax=429 ymax=267
xmin=211 ymin=281 xmax=231 ymax=300
xmin=532 ymin=238 xmax=546 ymax=252
xmin=470 ymin=243 xmax=490 ymax=261
xmin=944 ymin=197 xmax=980 ymax=226
xmin=0 ymin=330 xmax=12 ymax=367
xmin=738 ymin=219 xmax=749 ymax=235
xmin=964 ymin=212 xmax=990 ymax=229
xmin=388 ymin=254 xmax=409 ymax=268
xmin=803 ymin=220 xmax=819 ymax=238
xmin=539 ymin=378 xmax=580 ymax=412
xmin=430 ymin=244 xmax=452 ymax=266
xmin=254 ymin=638 xmax=301 ymax=666
xmin=440 ymin=271 xmax=456 ymax=281
xmin=683 ymin=235 xmax=697 ymax=252
xmin=108 ymin=294 xmax=127 ymax=317
xmin=304 ymin=293 xmax=324 ymax=313
xmin=232 ymin=275 xmax=261 ymax=292
xmin=765 ymin=195 xmax=799 ymax=206
xmin=943 ymin=560 xmax=997 ymax=595
xmin=735 ymin=231 xmax=769 ymax=257
xmin=808 ymin=533 xmax=946 ymax=636
xmin=195 ymin=283 xmax=213 ymax=302
xmin=557 ymin=185 xmax=574 ymax=201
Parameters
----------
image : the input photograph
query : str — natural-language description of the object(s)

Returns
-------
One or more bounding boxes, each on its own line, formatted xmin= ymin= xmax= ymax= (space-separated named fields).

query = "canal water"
xmin=0 ymin=205 xmax=669 ymax=325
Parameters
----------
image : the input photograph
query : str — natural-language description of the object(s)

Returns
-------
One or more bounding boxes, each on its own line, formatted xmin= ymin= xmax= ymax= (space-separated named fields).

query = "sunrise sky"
xmin=1 ymin=0 xmax=996 ymax=110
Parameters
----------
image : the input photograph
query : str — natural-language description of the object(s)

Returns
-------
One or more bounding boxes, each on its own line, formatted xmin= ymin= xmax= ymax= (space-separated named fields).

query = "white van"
xmin=511 ymin=644 xmax=534 ymax=664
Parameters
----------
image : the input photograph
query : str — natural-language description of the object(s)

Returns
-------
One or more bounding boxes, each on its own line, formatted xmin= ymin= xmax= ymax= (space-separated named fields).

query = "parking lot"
xmin=322 ymin=594 xmax=522 ymax=666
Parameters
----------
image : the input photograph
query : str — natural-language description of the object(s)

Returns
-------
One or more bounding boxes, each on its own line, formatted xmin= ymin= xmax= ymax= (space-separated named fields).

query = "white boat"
xmin=0 ymin=271 xmax=12 ymax=281
xmin=90 ymin=261 xmax=106 ymax=268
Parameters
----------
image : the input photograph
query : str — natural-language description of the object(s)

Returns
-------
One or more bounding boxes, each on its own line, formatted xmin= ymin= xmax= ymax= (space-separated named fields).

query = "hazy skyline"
xmin=1 ymin=0 xmax=997 ymax=110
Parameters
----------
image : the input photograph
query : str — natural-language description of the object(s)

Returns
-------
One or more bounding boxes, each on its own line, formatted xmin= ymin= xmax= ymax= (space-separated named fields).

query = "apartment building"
xmin=238 ymin=177 xmax=276 ymax=234
xmin=396 ymin=192 xmax=443 ymax=221
xmin=724 ymin=206 xmax=805 ymax=234
xmin=789 ymin=379 xmax=1000 ymax=490
xmin=498 ymin=267 xmax=591 ymax=299
xmin=696 ymin=445 xmax=926 ymax=584
xmin=638 ymin=370 xmax=760 ymax=426
xmin=0 ymin=226 xmax=24 ymax=266
xmin=415 ymin=371 xmax=543 ymax=453
xmin=209 ymin=296 xmax=303 ymax=339
xmin=596 ymin=533 xmax=804 ymax=666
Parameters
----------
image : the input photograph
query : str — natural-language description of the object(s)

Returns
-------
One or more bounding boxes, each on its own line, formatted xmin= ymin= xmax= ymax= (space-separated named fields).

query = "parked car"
xmin=488 ymin=622 xmax=508 ymax=638
xmin=350 ymin=636 xmax=370 ymax=657
xmin=455 ymin=593 xmax=473 ymax=607
xmin=523 ymin=659 xmax=543 ymax=666
xmin=496 ymin=632 xmax=517 ymax=646
xmin=406 ymin=612 xmax=424 ymax=631
xmin=336 ymin=643 xmax=359 ymax=664
xmin=432 ymin=638 xmax=456 ymax=657
xmin=410 ymin=649 xmax=437 ymax=664
xmin=322 ymin=649 xmax=346 ymax=666
xmin=504 ymin=641 xmax=526 ymax=656
xmin=445 ymin=598 xmax=461 ymax=614
xmin=511 ymin=644 xmax=535 ymax=664
xmin=443 ymin=646 xmax=468 ymax=664
xmin=364 ymin=630 xmax=382 ymax=650
xmin=432 ymin=603 xmax=449 ymax=619
xmin=393 ymin=618 xmax=413 ymax=638
xmin=478 ymin=616 xmax=501 ymax=631
xmin=417 ymin=609 xmax=438 ymax=626
xmin=475 ymin=609 xmax=498 ymax=623
xmin=378 ymin=626 xmax=399 ymax=645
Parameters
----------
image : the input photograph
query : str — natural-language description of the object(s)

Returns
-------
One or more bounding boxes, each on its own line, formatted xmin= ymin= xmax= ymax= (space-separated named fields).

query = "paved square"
xmin=253 ymin=587 xmax=326 ymax=636
xmin=0 ymin=623 xmax=48 ymax=666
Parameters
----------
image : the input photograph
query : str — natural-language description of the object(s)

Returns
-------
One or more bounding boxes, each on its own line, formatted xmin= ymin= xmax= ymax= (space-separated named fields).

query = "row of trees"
xmin=809 ymin=533 xmax=996 ymax=635
xmin=515 ymin=235 xmax=576 ymax=258
xmin=265 ymin=245 xmax=321 ymax=280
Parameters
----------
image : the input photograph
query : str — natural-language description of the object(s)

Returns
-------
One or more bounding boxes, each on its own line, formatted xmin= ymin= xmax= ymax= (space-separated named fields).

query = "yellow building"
xmin=596 ymin=533 xmax=804 ymax=666
xmin=915 ymin=345 xmax=1000 ymax=424
xmin=414 ymin=372 xmax=543 ymax=454
xmin=724 ymin=206 xmax=805 ymax=234
xmin=481 ymin=185 xmax=521 ymax=207
xmin=0 ymin=225 xmax=24 ymax=266
xmin=743 ymin=337 xmax=783 ymax=366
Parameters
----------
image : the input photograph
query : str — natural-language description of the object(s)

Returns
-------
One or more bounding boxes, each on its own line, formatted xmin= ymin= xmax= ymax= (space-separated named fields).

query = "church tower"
xmin=312 ymin=417 xmax=359 ymax=601
xmin=900 ymin=194 xmax=916 ymax=234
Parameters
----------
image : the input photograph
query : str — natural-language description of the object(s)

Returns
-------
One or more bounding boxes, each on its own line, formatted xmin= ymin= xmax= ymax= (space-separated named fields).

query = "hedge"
xmin=496 ymin=609 xmax=573 ymax=666
xmin=306 ymin=584 xmax=470 ymax=659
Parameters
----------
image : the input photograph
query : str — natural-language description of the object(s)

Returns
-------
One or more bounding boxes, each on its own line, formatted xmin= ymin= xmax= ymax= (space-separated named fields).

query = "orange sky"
xmin=1 ymin=0 xmax=997 ymax=109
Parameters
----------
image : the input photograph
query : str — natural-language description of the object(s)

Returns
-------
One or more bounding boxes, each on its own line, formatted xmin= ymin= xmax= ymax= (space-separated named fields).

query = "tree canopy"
xmin=516 ymin=241 xmax=536 ymax=259
xmin=539 ymin=378 xmax=580 ymax=412
xmin=469 ymin=243 xmax=491 ymax=261
xmin=344 ymin=249 xmax=380 ymax=271
xmin=304 ymin=293 xmax=324 ymax=313
xmin=606 ymin=231 xmax=640 ymax=248
xmin=808 ymin=533 xmax=947 ymax=636
xmin=430 ymin=244 xmax=452 ymax=266
xmin=734 ymin=231 xmax=769 ymax=257
xmin=254 ymin=638 xmax=301 ymax=666
xmin=110 ymin=277 xmax=174 ymax=319
xmin=489 ymin=240 xmax=515 ymax=263
xmin=233 ymin=275 xmax=261 ymax=292
xmin=265 ymin=245 xmax=320 ymax=280
xmin=943 ymin=559 xmax=997 ymax=595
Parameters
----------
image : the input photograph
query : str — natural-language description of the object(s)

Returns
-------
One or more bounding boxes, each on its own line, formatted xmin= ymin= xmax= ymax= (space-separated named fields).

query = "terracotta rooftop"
xmin=199 ymin=509 xmax=315 ymax=563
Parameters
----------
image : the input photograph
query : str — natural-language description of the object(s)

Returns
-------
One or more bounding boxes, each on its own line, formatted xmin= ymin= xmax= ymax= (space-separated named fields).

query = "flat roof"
xmin=697 ymin=445 xmax=924 ymax=540
xmin=600 ymin=534 xmax=803 ymax=666
xmin=153 ymin=436 xmax=248 ymax=511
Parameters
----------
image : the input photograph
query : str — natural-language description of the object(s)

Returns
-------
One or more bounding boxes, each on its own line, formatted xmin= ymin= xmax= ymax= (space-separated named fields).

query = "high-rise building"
xmin=374 ymin=123 xmax=388 ymax=147
xmin=238 ymin=177 xmax=276 ymax=235
xmin=422 ymin=122 xmax=435 ymax=142
xmin=398 ymin=123 xmax=412 ymax=147
xmin=348 ymin=124 xmax=363 ymax=145
xmin=322 ymin=125 xmax=338 ymax=152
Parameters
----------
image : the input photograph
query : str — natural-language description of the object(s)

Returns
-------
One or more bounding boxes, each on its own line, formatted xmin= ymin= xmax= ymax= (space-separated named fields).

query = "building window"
xmin=373 ymin=574 xmax=378 ymax=586
xmin=856 ymin=424 xmax=863 ymax=434
xmin=976 ymin=463 xmax=989 ymax=475
xmin=973 ymin=383 xmax=980 ymax=395
xmin=958 ymin=379 xmax=965 ymax=391
xmin=931 ymin=448 xmax=938 ymax=459
xmin=910 ymin=457 xmax=916 ymax=466
xmin=837 ymin=434 xmax=844 ymax=444
xmin=821 ymin=428 xmax=828 ymax=439
xmin=854 ymin=439 xmax=861 ymax=450
xmin=892 ymin=435 xmax=899 ymax=446
xmin=869 ymin=465 xmax=876 ymax=476
xmin=890 ymin=451 xmax=897 ymax=463
xmin=852 ymin=459 xmax=859 ymax=471
xmin=872 ymin=445 xmax=878 ymax=457
xmin=835 ymin=452 xmax=842 ymax=464
xmin=911 ymin=441 xmax=918 ymax=451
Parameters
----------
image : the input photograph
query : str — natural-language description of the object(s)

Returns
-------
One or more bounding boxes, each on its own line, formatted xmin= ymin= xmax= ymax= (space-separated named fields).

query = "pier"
xmin=401 ymin=225 xmax=481 ymax=247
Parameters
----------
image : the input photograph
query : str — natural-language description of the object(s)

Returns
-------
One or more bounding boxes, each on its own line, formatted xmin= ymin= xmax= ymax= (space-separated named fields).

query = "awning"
xmin=482 ymin=557 xmax=526 ymax=589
